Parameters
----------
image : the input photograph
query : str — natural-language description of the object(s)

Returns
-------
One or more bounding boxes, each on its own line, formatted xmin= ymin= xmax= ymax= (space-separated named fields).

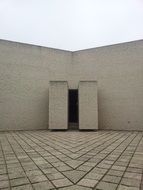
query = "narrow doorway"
xmin=68 ymin=90 xmax=78 ymax=129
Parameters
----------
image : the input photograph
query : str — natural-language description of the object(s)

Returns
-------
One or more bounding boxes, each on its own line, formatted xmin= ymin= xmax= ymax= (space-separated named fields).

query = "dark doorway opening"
xmin=68 ymin=90 xmax=78 ymax=129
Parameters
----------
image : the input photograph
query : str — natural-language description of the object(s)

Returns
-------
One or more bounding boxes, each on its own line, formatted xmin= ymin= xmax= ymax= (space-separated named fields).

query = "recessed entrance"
xmin=68 ymin=90 xmax=78 ymax=129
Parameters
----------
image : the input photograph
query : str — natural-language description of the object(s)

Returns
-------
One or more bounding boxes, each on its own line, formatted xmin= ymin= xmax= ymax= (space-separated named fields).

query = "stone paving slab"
xmin=0 ymin=130 xmax=143 ymax=190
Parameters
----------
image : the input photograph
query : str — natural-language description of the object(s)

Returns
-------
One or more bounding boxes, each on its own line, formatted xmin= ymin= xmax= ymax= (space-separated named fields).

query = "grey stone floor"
xmin=0 ymin=130 xmax=143 ymax=190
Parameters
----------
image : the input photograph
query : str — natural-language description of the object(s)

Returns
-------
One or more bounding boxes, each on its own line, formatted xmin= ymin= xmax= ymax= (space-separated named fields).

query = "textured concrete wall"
xmin=0 ymin=39 xmax=143 ymax=131
xmin=0 ymin=40 xmax=72 ymax=130
xmin=49 ymin=81 xmax=68 ymax=130
xmin=73 ymin=40 xmax=143 ymax=131
xmin=79 ymin=81 xmax=98 ymax=130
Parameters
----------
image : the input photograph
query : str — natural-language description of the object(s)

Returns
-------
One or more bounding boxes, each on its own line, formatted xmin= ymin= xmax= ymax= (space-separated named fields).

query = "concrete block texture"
xmin=49 ymin=81 xmax=68 ymax=130
xmin=73 ymin=40 xmax=143 ymax=131
xmin=79 ymin=81 xmax=98 ymax=130
xmin=0 ymin=40 xmax=72 ymax=131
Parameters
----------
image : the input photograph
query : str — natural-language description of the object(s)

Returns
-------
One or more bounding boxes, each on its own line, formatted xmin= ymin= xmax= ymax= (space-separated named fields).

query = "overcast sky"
xmin=0 ymin=0 xmax=143 ymax=51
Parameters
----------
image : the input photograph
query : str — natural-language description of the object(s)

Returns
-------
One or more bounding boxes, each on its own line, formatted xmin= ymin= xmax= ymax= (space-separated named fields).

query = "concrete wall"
xmin=73 ymin=40 xmax=143 ymax=131
xmin=79 ymin=81 xmax=98 ymax=130
xmin=0 ymin=40 xmax=72 ymax=130
xmin=49 ymin=81 xmax=68 ymax=130
xmin=0 ymin=39 xmax=143 ymax=131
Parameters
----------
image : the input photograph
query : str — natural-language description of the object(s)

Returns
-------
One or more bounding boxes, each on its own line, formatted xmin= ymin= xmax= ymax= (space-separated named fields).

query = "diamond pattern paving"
xmin=0 ymin=130 xmax=143 ymax=190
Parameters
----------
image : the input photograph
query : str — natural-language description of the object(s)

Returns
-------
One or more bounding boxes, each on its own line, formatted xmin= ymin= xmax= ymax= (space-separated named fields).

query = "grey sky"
xmin=0 ymin=0 xmax=143 ymax=51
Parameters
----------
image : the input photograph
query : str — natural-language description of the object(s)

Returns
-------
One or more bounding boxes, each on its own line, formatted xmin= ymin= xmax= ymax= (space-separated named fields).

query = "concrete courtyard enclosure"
xmin=0 ymin=39 xmax=143 ymax=131
xmin=0 ymin=39 xmax=143 ymax=189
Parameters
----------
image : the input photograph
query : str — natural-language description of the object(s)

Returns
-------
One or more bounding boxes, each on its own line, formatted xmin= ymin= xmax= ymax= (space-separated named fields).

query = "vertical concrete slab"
xmin=49 ymin=81 xmax=68 ymax=130
xmin=79 ymin=81 xmax=98 ymax=130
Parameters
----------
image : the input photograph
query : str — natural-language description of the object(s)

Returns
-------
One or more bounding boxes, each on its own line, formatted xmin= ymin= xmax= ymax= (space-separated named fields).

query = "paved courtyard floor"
xmin=0 ymin=130 xmax=143 ymax=190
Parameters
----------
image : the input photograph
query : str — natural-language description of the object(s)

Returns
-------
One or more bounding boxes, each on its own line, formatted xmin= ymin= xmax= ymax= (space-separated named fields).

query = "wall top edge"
xmin=0 ymin=38 xmax=143 ymax=53
xmin=0 ymin=38 xmax=71 ymax=53
xmin=73 ymin=39 xmax=143 ymax=53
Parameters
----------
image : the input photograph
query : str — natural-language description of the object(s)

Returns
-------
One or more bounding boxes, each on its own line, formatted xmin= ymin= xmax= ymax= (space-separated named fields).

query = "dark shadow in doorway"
xmin=68 ymin=89 xmax=78 ymax=130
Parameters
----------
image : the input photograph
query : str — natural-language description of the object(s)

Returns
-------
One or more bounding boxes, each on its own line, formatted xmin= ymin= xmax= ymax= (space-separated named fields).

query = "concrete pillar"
xmin=49 ymin=81 xmax=68 ymax=130
xmin=79 ymin=81 xmax=98 ymax=130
